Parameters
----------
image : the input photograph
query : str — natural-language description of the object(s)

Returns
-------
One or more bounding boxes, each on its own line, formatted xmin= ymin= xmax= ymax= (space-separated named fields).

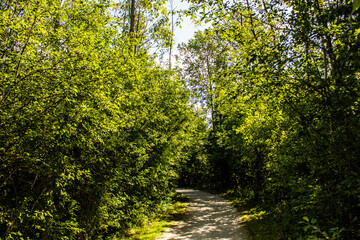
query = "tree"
xmin=0 ymin=0 xmax=193 ymax=238
xmin=181 ymin=0 xmax=360 ymax=238
xmin=113 ymin=0 xmax=172 ymax=54
xmin=178 ymin=29 xmax=236 ymax=189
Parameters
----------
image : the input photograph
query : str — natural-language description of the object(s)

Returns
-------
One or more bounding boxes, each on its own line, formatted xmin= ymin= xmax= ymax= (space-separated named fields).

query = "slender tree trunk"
xmin=169 ymin=0 xmax=174 ymax=70
xmin=129 ymin=0 xmax=137 ymax=54
xmin=206 ymin=55 xmax=215 ymax=132
xmin=130 ymin=0 xmax=136 ymax=34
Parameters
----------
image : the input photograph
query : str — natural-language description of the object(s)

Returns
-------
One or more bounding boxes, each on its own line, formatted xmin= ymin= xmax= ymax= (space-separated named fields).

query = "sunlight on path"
xmin=158 ymin=189 xmax=248 ymax=240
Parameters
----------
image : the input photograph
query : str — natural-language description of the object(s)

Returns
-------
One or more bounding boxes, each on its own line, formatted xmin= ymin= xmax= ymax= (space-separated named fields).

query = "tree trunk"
xmin=129 ymin=0 xmax=136 ymax=34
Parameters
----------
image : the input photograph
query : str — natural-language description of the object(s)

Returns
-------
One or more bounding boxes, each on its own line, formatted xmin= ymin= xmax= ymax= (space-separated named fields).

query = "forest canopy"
xmin=1 ymin=0 xmax=359 ymax=239
xmin=177 ymin=0 xmax=360 ymax=239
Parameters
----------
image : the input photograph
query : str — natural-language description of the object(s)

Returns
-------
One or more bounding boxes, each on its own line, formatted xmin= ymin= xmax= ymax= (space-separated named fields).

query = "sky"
xmin=171 ymin=0 xmax=198 ymax=47
xmin=165 ymin=0 xmax=209 ymax=64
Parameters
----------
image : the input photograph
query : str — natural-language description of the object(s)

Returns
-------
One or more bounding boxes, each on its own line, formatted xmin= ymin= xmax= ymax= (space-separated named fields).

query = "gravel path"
xmin=158 ymin=189 xmax=248 ymax=240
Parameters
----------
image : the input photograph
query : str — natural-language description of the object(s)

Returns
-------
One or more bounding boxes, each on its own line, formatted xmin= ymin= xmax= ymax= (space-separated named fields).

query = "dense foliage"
xmin=0 ymin=0 xmax=195 ymax=238
xmin=1 ymin=0 xmax=359 ymax=239
xmin=178 ymin=0 xmax=360 ymax=239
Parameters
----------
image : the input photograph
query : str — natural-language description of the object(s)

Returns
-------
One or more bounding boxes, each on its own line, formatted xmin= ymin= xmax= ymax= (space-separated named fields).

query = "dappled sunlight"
xmin=159 ymin=189 xmax=247 ymax=240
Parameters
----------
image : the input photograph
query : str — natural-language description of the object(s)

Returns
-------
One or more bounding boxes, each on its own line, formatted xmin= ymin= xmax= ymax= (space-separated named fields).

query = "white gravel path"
xmin=158 ymin=189 xmax=248 ymax=240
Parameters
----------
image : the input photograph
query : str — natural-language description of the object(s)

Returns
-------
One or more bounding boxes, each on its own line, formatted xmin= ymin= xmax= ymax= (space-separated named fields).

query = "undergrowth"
xmin=220 ymin=190 xmax=346 ymax=240
xmin=121 ymin=192 xmax=188 ymax=240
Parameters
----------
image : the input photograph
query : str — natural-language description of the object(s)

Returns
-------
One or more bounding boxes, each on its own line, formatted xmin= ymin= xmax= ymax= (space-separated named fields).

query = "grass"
xmin=123 ymin=220 xmax=172 ymax=240
xmin=122 ymin=193 xmax=189 ymax=240
xmin=219 ymin=191 xmax=293 ymax=240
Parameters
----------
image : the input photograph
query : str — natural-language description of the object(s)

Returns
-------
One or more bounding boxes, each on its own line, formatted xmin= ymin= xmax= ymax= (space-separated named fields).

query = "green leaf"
xmin=310 ymin=218 xmax=317 ymax=224
xmin=352 ymin=0 xmax=360 ymax=13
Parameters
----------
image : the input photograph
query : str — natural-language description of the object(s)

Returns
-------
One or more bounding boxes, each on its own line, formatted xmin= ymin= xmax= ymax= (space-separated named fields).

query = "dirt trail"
xmin=158 ymin=189 xmax=248 ymax=240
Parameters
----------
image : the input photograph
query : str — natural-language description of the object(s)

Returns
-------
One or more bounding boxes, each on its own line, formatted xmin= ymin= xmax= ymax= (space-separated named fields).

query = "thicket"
xmin=177 ymin=0 xmax=360 ymax=239
xmin=0 ymin=0 xmax=196 ymax=238
xmin=2 ymin=0 xmax=360 ymax=239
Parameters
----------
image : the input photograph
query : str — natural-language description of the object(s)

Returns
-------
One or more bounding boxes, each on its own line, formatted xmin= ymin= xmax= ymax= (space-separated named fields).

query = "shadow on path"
xmin=159 ymin=189 xmax=248 ymax=240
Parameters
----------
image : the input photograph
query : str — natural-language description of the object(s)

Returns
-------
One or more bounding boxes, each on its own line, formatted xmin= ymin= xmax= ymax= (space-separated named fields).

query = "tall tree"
xmin=0 ymin=0 xmax=193 ymax=238
xmin=181 ymin=0 xmax=360 ymax=238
